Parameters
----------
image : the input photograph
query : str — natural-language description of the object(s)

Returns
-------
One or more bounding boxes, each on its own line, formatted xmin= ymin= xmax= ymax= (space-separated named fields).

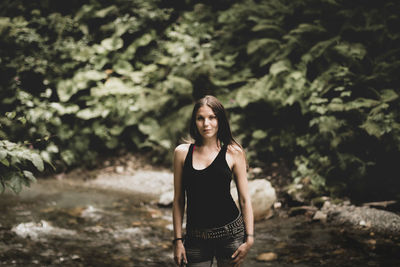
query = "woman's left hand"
xmin=231 ymin=239 xmax=253 ymax=267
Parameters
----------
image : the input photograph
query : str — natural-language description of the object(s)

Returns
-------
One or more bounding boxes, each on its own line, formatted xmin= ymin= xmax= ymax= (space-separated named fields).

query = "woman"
xmin=172 ymin=95 xmax=254 ymax=267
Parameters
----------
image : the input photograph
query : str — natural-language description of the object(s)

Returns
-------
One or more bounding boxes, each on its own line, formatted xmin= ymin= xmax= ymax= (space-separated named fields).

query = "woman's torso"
xmin=183 ymin=143 xmax=240 ymax=229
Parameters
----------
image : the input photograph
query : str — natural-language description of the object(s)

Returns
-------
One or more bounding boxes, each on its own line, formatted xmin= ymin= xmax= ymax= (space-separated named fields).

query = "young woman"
xmin=172 ymin=95 xmax=254 ymax=267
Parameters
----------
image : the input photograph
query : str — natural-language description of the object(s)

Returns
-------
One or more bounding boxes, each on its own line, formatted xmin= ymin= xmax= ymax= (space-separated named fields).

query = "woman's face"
xmin=195 ymin=105 xmax=218 ymax=140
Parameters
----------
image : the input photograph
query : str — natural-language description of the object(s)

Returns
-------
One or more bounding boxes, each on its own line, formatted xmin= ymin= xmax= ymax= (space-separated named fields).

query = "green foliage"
xmin=0 ymin=140 xmax=46 ymax=193
xmin=1 ymin=0 xmax=400 ymax=201
xmin=208 ymin=0 xmax=400 ymax=201
xmin=173 ymin=0 xmax=400 ymax=201
xmin=0 ymin=0 xmax=186 ymax=172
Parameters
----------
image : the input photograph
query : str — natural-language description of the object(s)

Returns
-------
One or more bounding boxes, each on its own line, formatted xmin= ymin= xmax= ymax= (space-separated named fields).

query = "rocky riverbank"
xmin=1 ymin=152 xmax=400 ymax=266
xmin=58 ymin=152 xmax=400 ymax=238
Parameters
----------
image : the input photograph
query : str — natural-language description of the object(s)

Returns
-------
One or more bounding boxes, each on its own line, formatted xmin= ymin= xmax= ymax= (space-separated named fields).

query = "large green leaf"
xmin=270 ymin=60 xmax=291 ymax=76
xmin=114 ymin=60 xmax=133 ymax=76
xmin=0 ymin=149 xmax=7 ymax=160
xmin=346 ymin=98 xmax=381 ymax=110
xmin=251 ymin=23 xmax=284 ymax=34
xmin=138 ymin=118 xmax=159 ymax=136
xmin=7 ymin=172 xmax=23 ymax=194
xmin=61 ymin=150 xmax=76 ymax=166
xmin=91 ymin=78 xmax=141 ymax=97
xmin=81 ymin=70 xmax=107 ymax=81
xmin=334 ymin=42 xmax=367 ymax=60
xmin=380 ymin=89 xmax=398 ymax=103
xmin=105 ymin=137 xmax=119 ymax=149
xmin=76 ymin=107 xmax=109 ymax=120
xmin=0 ymin=158 xmax=9 ymax=167
xmin=252 ymin=130 xmax=268 ymax=140
xmin=286 ymin=23 xmax=326 ymax=36
xmin=360 ymin=120 xmax=384 ymax=138
xmin=31 ymin=153 xmax=44 ymax=172
xmin=50 ymin=103 xmax=80 ymax=115
xmin=101 ymin=37 xmax=124 ymax=51
xmin=57 ymin=80 xmax=76 ymax=102
xmin=247 ymin=38 xmax=280 ymax=55
xmin=95 ymin=5 xmax=118 ymax=18
xmin=23 ymin=170 xmax=37 ymax=183
xmin=301 ymin=37 xmax=339 ymax=64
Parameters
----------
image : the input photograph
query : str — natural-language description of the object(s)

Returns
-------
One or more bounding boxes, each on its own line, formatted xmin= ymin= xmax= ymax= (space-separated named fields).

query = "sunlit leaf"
xmin=50 ymin=103 xmax=80 ymax=115
xmin=252 ymin=23 xmax=284 ymax=34
xmin=105 ymin=137 xmax=118 ymax=149
xmin=82 ymin=70 xmax=107 ymax=81
xmin=380 ymin=89 xmax=398 ymax=103
xmin=61 ymin=150 xmax=75 ymax=166
xmin=76 ymin=108 xmax=108 ymax=120
xmin=91 ymin=80 xmax=141 ymax=97
xmin=270 ymin=60 xmax=291 ymax=76
xmin=31 ymin=153 xmax=44 ymax=172
xmin=95 ymin=5 xmax=117 ymax=18
xmin=301 ymin=37 xmax=339 ymax=64
xmin=159 ymin=139 xmax=172 ymax=149
xmin=0 ymin=158 xmax=9 ymax=167
xmin=139 ymin=118 xmax=159 ymax=136
xmin=360 ymin=121 xmax=384 ymax=138
xmin=8 ymin=172 xmax=23 ymax=194
xmin=57 ymin=80 xmax=76 ymax=102
xmin=334 ymin=42 xmax=367 ymax=60
xmin=247 ymin=38 xmax=280 ymax=54
xmin=110 ymin=125 xmax=125 ymax=136
xmin=114 ymin=60 xmax=133 ymax=76
xmin=23 ymin=170 xmax=37 ymax=183
xmin=0 ymin=150 xmax=7 ymax=160
xmin=346 ymin=98 xmax=380 ymax=110
xmin=252 ymin=130 xmax=268 ymax=140
xmin=101 ymin=37 xmax=123 ymax=51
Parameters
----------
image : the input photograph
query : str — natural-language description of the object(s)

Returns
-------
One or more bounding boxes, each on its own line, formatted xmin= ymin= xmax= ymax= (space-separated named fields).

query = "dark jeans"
xmin=184 ymin=217 xmax=245 ymax=267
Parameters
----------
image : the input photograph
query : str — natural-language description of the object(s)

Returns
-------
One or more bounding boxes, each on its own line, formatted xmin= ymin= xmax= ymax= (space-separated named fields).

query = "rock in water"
xmin=231 ymin=179 xmax=276 ymax=221
xmin=322 ymin=202 xmax=400 ymax=236
xmin=256 ymin=252 xmax=278 ymax=261
xmin=313 ymin=210 xmax=328 ymax=222
xmin=158 ymin=190 xmax=174 ymax=207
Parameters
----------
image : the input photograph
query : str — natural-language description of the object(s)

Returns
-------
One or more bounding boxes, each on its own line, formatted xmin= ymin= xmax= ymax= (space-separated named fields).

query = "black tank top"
xmin=183 ymin=143 xmax=240 ymax=229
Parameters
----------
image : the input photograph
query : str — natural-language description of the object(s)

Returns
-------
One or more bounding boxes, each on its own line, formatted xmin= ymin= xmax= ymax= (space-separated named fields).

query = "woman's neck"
xmin=200 ymin=137 xmax=220 ymax=149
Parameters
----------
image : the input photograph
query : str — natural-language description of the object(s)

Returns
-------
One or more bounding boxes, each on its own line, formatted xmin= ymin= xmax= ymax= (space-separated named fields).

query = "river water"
xmin=1 ymin=177 xmax=399 ymax=266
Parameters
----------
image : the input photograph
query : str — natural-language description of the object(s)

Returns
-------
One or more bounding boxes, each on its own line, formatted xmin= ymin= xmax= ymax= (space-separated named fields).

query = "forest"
xmin=1 ymin=0 xmax=400 ymax=206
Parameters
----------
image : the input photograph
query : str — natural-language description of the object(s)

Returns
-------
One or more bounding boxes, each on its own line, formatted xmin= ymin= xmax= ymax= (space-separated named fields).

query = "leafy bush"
xmin=0 ymin=140 xmax=45 ymax=193
xmin=206 ymin=0 xmax=400 ymax=201
xmin=0 ymin=0 xmax=190 ymax=173
xmin=1 ymin=0 xmax=399 ymax=202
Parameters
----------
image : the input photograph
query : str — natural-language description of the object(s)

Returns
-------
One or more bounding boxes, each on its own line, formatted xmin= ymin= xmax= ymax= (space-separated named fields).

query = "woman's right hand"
xmin=173 ymin=240 xmax=187 ymax=266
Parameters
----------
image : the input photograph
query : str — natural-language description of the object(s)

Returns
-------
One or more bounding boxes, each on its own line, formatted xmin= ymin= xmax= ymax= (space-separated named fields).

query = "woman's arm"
xmin=233 ymin=146 xmax=254 ymax=244
xmin=172 ymin=144 xmax=188 ymax=265
xmin=230 ymin=145 xmax=254 ymax=266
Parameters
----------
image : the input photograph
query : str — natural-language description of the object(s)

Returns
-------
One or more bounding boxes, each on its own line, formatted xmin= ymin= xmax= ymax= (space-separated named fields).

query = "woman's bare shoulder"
xmin=174 ymin=143 xmax=191 ymax=158
xmin=227 ymin=143 xmax=245 ymax=157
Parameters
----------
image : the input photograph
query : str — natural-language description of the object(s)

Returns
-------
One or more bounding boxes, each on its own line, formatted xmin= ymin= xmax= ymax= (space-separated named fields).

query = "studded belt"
xmin=186 ymin=214 xmax=244 ymax=240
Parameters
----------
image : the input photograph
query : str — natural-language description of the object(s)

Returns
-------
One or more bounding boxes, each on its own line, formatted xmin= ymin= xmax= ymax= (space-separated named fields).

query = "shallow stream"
xmin=1 ymin=178 xmax=399 ymax=266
